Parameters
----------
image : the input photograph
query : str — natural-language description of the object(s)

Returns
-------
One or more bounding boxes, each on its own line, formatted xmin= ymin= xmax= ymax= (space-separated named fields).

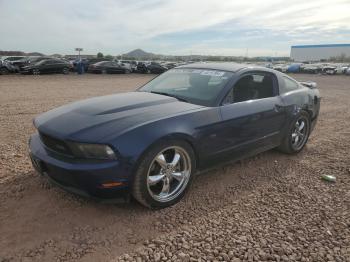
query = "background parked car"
xmin=117 ymin=60 xmax=138 ymax=72
xmin=322 ymin=65 xmax=337 ymax=75
xmin=21 ymin=59 xmax=72 ymax=75
xmin=300 ymin=64 xmax=322 ymax=74
xmin=12 ymin=56 xmax=52 ymax=71
xmin=346 ymin=67 xmax=350 ymax=75
xmin=272 ymin=64 xmax=288 ymax=73
xmin=147 ymin=62 xmax=168 ymax=74
xmin=163 ymin=62 xmax=177 ymax=69
xmin=286 ymin=63 xmax=302 ymax=73
xmin=116 ymin=61 xmax=133 ymax=72
xmin=135 ymin=62 xmax=148 ymax=73
xmin=87 ymin=61 xmax=131 ymax=74
xmin=0 ymin=60 xmax=18 ymax=74
xmin=335 ymin=65 xmax=349 ymax=74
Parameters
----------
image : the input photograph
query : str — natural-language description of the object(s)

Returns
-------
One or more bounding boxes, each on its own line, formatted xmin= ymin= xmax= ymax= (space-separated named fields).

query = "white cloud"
xmin=0 ymin=0 xmax=349 ymax=55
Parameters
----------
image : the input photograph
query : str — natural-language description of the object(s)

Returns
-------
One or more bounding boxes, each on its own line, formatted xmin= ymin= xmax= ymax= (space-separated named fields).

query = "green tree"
xmin=97 ymin=52 xmax=104 ymax=58
xmin=104 ymin=55 xmax=114 ymax=60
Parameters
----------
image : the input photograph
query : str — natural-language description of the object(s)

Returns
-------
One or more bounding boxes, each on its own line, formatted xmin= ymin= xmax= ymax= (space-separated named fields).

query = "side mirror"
xmin=300 ymin=81 xmax=317 ymax=89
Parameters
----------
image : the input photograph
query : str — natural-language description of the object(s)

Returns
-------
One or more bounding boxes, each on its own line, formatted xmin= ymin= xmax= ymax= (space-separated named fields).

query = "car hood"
xmin=34 ymin=92 xmax=203 ymax=142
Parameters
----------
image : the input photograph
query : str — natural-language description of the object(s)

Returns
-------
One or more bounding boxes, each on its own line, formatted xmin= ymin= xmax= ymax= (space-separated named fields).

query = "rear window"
xmin=281 ymin=76 xmax=299 ymax=94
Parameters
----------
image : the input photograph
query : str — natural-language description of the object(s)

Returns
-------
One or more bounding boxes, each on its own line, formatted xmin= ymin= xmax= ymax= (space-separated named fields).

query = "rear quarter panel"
xmin=277 ymin=74 xmax=321 ymax=132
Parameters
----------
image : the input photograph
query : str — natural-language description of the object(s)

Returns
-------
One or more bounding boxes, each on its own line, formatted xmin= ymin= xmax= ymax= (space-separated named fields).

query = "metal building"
xmin=290 ymin=44 xmax=350 ymax=62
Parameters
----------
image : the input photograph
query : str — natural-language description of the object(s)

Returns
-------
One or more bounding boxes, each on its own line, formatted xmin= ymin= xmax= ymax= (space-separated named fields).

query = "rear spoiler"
xmin=300 ymin=81 xmax=317 ymax=89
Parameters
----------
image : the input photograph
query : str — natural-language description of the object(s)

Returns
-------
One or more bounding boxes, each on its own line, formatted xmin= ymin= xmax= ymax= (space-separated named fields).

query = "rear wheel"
xmin=101 ymin=69 xmax=107 ymax=74
xmin=278 ymin=111 xmax=310 ymax=154
xmin=132 ymin=140 xmax=195 ymax=208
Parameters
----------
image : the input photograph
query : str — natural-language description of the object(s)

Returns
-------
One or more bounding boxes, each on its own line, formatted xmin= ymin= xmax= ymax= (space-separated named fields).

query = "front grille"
xmin=39 ymin=132 xmax=73 ymax=157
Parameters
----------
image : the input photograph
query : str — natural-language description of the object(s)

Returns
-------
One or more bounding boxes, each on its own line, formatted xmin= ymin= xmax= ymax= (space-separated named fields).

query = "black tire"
xmin=125 ymin=69 xmax=131 ymax=74
xmin=101 ymin=69 xmax=107 ymax=74
xmin=0 ymin=67 xmax=9 ymax=75
xmin=62 ymin=67 xmax=69 ymax=74
xmin=132 ymin=139 xmax=196 ymax=209
xmin=278 ymin=111 xmax=311 ymax=154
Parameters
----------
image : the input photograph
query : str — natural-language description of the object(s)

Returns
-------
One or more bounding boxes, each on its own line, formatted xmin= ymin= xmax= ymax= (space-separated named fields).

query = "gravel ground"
xmin=0 ymin=74 xmax=349 ymax=262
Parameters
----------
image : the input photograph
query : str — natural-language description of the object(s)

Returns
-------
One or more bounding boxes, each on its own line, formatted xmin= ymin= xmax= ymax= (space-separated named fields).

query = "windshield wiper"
xmin=149 ymin=91 xmax=188 ymax=103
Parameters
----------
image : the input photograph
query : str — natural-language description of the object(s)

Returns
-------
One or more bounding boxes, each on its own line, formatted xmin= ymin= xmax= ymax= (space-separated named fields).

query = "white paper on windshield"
xmin=199 ymin=70 xmax=225 ymax=76
xmin=170 ymin=68 xmax=226 ymax=77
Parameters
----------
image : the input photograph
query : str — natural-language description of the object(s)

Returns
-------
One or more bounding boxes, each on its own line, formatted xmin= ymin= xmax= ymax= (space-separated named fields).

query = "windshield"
xmin=139 ymin=68 xmax=234 ymax=106
xmin=94 ymin=61 xmax=109 ymax=66
xmin=34 ymin=60 xmax=46 ymax=65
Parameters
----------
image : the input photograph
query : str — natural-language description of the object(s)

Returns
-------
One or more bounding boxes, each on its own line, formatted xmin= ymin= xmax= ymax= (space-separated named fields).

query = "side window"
xmin=281 ymin=77 xmax=299 ymax=94
xmin=222 ymin=73 xmax=276 ymax=104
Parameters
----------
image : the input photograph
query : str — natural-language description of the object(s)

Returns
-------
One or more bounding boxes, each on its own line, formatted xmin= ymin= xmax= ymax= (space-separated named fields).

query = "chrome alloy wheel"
xmin=291 ymin=117 xmax=309 ymax=150
xmin=147 ymin=146 xmax=191 ymax=202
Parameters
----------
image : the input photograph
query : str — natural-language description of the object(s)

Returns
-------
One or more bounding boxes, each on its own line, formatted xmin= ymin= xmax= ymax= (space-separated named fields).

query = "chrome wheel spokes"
xmin=147 ymin=146 xmax=191 ymax=202
xmin=291 ymin=118 xmax=308 ymax=150
xmin=148 ymin=174 xmax=165 ymax=186
xmin=155 ymin=154 xmax=167 ymax=168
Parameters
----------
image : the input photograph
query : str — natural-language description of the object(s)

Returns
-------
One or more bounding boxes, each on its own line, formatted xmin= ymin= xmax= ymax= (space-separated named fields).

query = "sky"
xmin=1 ymin=0 xmax=350 ymax=57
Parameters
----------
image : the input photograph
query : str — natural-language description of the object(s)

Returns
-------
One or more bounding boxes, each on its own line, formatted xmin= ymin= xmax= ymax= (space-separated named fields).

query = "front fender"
xmin=108 ymin=107 xmax=221 ymax=180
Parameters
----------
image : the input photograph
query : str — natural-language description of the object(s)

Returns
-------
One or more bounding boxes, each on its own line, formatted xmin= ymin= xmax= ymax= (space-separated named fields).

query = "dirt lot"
xmin=0 ymin=74 xmax=349 ymax=262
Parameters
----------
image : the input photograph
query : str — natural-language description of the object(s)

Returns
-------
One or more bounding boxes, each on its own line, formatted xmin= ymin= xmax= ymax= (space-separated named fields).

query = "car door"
xmin=114 ymin=63 xmax=124 ymax=73
xmin=215 ymin=71 xmax=286 ymax=158
xmin=40 ymin=60 xmax=52 ymax=73
xmin=52 ymin=61 xmax=63 ymax=73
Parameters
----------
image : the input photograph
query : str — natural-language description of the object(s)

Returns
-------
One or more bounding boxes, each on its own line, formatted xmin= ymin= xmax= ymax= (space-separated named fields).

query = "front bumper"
xmin=29 ymin=133 xmax=130 ymax=200
xmin=20 ymin=68 xmax=32 ymax=74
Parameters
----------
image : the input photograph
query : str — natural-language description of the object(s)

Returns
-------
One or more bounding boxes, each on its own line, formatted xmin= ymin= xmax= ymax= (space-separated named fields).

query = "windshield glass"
xmin=139 ymin=68 xmax=234 ymax=106
xmin=94 ymin=61 xmax=109 ymax=66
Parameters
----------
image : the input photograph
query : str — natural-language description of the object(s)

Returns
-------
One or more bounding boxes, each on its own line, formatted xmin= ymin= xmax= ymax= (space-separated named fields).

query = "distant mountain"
xmin=28 ymin=52 xmax=44 ymax=56
xmin=0 ymin=50 xmax=44 ymax=56
xmin=123 ymin=49 xmax=156 ymax=59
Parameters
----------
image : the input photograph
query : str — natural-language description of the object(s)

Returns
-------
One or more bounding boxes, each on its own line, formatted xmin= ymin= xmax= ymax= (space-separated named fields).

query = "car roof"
xmin=177 ymin=62 xmax=268 ymax=73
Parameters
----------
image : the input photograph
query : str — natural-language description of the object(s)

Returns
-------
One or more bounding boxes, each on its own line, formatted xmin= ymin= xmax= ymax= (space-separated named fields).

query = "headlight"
xmin=71 ymin=143 xmax=117 ymax=160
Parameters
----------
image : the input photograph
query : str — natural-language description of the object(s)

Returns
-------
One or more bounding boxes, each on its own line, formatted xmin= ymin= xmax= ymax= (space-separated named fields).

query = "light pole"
xmin=75 ymin=48 xmax=83 ymax=60
xmin=75 ymin=48 xmax=84 ymax=74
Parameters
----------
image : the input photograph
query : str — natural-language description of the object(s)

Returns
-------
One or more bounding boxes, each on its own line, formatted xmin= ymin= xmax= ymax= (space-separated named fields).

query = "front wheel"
xmin=62 ymin=67 xmax=69 ymax=74
xmin=132 ymin=140 xmax=195 ymax=208
xmin=32 ymin=69 xmax=40 ymax=75
xmin=0 ymin=67 xmax=9 ymax=75
xmin=278 ymin=111 xmax=311 ymax=154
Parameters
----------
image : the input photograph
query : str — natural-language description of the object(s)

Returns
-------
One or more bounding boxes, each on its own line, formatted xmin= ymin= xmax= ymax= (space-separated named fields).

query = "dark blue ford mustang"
xmin=29 ymin=63 xmax=320 ymax=208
